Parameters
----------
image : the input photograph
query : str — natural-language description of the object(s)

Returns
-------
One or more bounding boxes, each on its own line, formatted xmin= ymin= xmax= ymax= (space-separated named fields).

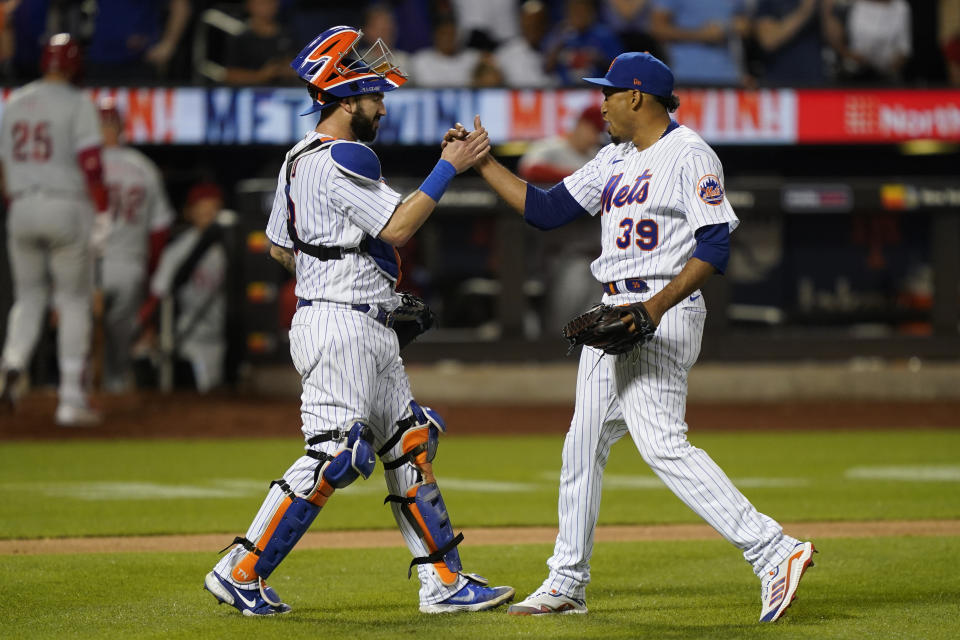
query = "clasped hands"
xmin=441 ymin=115 xmax=491 ymax=172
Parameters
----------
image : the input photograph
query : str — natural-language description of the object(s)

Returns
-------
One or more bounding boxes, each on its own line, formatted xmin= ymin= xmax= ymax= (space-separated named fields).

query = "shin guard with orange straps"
xmin=228 ymin=476 xmax=333 ymax=586
xmin=387 ymin=481 xmax=464 ymax=586
xmin=229 ymin=423 xmax=376 ymax=585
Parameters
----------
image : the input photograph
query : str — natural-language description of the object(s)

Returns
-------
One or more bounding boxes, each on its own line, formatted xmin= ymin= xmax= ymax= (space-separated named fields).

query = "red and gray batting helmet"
xmin=40 ymin=33 xmax=83 ymax=79
xmin=97 ymin=97 xmax=123 ymax=126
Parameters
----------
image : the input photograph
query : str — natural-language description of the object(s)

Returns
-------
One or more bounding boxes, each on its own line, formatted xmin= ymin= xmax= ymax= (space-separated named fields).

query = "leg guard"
xmin=387 ymin=481 xmax=464 ymax=586
xmin=380 ymin=401 xmax=445 ymax=471
xmin=228 ymin=424 xmax=377 ymax=588
xmin=227 ymin=478 xmax=301 ymax=587
xmin=322 ymin=421 xmax=376 ymax=488
xmin=253 ymin=496 xmax=320 ymax=580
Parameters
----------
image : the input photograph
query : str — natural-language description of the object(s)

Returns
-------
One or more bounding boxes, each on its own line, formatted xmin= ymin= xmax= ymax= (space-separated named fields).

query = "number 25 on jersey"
xmin=11 ymin=121 xmax=52 ymax=162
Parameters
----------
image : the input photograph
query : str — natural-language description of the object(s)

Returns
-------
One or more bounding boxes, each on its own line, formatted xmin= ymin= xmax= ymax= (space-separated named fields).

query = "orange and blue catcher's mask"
xmin=291 ymin=25 xmax=408 ymax=115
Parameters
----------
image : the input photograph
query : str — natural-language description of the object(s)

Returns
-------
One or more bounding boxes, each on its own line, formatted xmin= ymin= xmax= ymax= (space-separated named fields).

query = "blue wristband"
xmin=419 ymin=159 xmax=457 ymax=202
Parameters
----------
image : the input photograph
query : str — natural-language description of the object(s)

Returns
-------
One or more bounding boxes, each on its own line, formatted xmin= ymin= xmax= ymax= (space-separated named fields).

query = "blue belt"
xmin=602 ymin=278 xmax=648 ymax=295
xmin=297 ymin=299 xmax=394 ymax=328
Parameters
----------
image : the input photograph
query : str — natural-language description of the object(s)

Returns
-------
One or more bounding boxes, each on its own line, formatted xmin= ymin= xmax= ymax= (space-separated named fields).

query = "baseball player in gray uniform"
xmin=0 ymin=34 xmax=111 ymax=426
xmin=97 ymin=99 xmax=173 ymax=392
xmin=203 ymin=26 xmax=514 ymax=616
xmin=455 ymin=52 xmax=815 ymax=622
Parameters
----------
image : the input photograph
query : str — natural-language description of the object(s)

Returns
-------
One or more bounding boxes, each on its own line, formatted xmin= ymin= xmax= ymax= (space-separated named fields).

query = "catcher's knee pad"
xmin=386 ymin=481 xmax=463 ymax=585
xmin=379 ymin=401 xmax=446 ymax=471
xmin=302 ymin=421 xmax=377 ymax=507
xmin=322 ymin=421 xmax=377 ymax=489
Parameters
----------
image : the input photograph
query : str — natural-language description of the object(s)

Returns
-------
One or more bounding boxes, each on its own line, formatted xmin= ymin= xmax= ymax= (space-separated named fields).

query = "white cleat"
xmin=507 ymin=589 xmax=587 ymax=615
xmin=759 ymin=541 xmax=816 ymax=622
xmin=55 ymin=404 xmax=102 ymax=427
xmin=0 ymin=369 xmax=22 ymax=413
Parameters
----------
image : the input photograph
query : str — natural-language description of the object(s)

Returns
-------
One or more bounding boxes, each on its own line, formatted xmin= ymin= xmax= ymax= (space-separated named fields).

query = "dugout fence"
xmin=232 ymin=174 xmax=960 ymax=366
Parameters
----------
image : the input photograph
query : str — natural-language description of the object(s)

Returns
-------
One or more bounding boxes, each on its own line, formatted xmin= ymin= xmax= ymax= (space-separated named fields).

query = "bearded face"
xmin=349 ymin=94 xmax=385 ymax=142
xmin=351 ymin=109 xmax=379 ymax=142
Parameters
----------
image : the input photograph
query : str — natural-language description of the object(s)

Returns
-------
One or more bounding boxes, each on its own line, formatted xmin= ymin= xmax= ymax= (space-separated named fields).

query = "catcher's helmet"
xmin=40 ymin=33 xmax=83 ymax=79
xmin=291 ymin=25 xmax=407 ymax=115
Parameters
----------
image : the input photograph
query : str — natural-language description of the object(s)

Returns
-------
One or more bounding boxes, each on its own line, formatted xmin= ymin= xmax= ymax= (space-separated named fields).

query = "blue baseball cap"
xmin=583 ymin=52 xmax=674 ymax=98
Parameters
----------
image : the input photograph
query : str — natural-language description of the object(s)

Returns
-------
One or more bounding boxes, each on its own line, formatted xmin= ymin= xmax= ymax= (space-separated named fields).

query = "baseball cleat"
xmin=55 ymin=403 xmax=102 ymax=427
xmin=204 ymin=571 xmax=292 ymax=616
xmin=759 ymin=541 xmax=816 ymax=622
xmin=420 ymin=581 xmax=515 ymax=613
xmin=507 ymin=589 xmax=588 ymax=615
xmin=0 ymin=369 xmax=21 ymax=413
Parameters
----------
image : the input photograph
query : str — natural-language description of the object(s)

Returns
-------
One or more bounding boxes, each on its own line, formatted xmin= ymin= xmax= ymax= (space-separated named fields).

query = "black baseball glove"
xmin=391 ymin=292 xmax=437 ymax=350
xmin=562 ymin=302 xmax=657 ymax=355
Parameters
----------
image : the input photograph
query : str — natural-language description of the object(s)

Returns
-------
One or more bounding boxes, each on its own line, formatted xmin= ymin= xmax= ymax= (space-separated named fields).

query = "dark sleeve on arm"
xmin=692 ymin=223 xmax=731 ymax=274
xmin=523 ymin=182 xmax=589 ymax=230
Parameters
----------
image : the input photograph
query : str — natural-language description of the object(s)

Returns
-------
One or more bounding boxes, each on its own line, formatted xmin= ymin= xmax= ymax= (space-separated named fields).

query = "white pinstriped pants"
xmin=213 ymin=303 xmax=466 ymax=605
xmin=543 ymin=298 xmax=798 ymax=600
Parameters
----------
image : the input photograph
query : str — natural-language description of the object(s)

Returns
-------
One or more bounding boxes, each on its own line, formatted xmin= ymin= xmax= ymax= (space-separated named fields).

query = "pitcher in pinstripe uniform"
xmin=459 ymin=52 xmax=816 ymax=622
xmin=204 ymin=26 xmax=514 ymax=616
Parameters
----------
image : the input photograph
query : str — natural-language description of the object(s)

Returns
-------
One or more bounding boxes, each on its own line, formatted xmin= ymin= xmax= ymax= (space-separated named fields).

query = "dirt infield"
xmin=2 ymin=520 xmax=958 ymax=556
xmin=2 ymin=391 xmax=959 ymax=440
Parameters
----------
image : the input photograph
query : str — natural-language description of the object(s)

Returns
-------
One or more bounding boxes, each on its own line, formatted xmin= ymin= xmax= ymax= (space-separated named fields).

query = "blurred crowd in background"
xmin=0 ymin=0 xmax=958 ymax=88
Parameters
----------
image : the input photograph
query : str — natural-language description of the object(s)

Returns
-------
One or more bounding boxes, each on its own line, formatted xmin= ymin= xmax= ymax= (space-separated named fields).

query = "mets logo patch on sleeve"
xmin=697 ymin=175 xmax=725 ymax=206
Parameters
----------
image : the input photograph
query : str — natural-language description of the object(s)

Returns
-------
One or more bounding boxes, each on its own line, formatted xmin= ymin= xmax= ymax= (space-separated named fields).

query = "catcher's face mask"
xmin=292 ymin=26 xmax=407 ymax=115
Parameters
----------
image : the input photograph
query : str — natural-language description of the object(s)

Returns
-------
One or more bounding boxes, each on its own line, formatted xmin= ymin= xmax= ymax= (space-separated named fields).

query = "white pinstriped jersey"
xmin=539 ymin=124 xmax=801 ymax=599
xmin=217 ymin=136 xmax=477 ymax=604
xmin=563 ymin=125 xmax=739 ymax=288
xmin=0 ymin=80 xmax=101 ymax=200
xmin=266 ymin=131 xmax=402 ymax=307
xmin=102 ymin=146 xmax=174 ymax=271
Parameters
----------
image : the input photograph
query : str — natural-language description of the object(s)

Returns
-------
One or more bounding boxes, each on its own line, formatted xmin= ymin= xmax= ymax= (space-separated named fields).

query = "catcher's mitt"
xmin=562 ymin=302 xmax=656 ymax=355
xmin=391 ymin=292 xmax=437 ymax=350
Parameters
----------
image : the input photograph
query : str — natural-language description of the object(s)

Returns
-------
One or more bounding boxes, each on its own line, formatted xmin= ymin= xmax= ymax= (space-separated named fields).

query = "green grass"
xmin=1 ymin=430 xmax=958 ymax=538
xmin=1 ymin=430 xmax=958 ymax=639
xmin=1 ymin=537 xmax=957 ymax=640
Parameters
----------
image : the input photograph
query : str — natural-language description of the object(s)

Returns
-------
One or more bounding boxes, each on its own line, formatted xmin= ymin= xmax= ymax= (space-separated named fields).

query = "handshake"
xmin=437 ymin=115 xmax=491 ymax=174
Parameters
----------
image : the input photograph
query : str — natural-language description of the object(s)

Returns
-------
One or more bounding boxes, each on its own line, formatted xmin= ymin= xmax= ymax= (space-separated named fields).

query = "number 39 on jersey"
xmin=602 ymin=168 xmax=659 ymax=251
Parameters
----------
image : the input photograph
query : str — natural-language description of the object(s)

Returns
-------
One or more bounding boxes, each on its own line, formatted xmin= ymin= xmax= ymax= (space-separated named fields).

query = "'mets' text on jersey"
xmin=562 ymin=125 xmax=739 ymax=285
